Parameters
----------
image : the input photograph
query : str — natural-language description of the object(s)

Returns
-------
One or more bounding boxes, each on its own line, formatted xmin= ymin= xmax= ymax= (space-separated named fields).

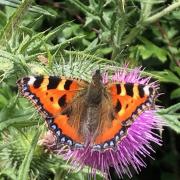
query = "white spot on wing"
xmin=115 ymin=135 xmax=120 ymax=141
xmin=93 ymin=144 xmax=101 ymax=150
xmin=51 ymin=124 xmax=57 ymax=130
xmin=28 ymin=76 xmax=36 ymax=85
xmin=110 ymin=141 xmax=114 ymax=146
xmin=103 ymin=143 xmax=108 ymax=148
xmin=56 ymin=130 xmax=61 ymax=136
xmin=119 ymin=130 xmax=124 ymax=136
xmin=67 ymin=140 xmax=73 ymax=146
xmin=61 ymin=137 xmax=65 ymax=142
xmin=75 ymin=143 xmax=83 ymax=149
xmin=143 ymin=86 xmax=150 ymax=96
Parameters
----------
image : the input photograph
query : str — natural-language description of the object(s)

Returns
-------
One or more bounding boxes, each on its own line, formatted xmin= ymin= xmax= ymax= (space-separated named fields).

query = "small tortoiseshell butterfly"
xmin=17 ymin=70 xmax=155 ymax=151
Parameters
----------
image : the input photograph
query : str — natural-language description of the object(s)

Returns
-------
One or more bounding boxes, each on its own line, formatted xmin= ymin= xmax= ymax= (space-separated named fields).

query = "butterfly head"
xmin=92 ymin=70 xmax=102 ymax=86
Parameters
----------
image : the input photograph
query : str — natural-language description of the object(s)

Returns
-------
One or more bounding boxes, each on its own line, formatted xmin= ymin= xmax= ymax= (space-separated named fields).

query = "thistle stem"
xmin=145 ymin=1 xmax=180 ymax=24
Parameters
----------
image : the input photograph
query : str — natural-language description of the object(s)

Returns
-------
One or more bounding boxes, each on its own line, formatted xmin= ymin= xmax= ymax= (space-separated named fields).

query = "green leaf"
xmin=149 ymin=70 xmax=180 ymax=85
xmin=170 ymin=88 xmax=180 ymax=99
xmin=0 ymin=0 xmax=34 ymax=43
xmin=0 ymin=57 xmax=14 ymax=72
xmin=84 ymin=42 xmax=107 ymax=54
xmin=0 ymin=49 xmax=17 ymax=60
xmin=44 ymin=21 xmax=72 ymax=42
xmin=23 ymin=31 xmax=46 ymax=54
xmin=0 ymin=113 xmax=36 ymax=132
xmin=0 ymin=0 xmax=55 ymax=17
xmin=158 ymin=103 xmax=180 ymax=133
xmin=0 ymin=169 xmax=17 ymax=180
xmin=46 ymin=35 xmax=86 ymax=52
xmin=17 ymin=129 xmax=41 ymax=180
xmin=159 ymin=103 xmax=180 ymax=114
xmin=159 ymin=114 xmax=180 ymax=133
xmin=69 ymin=0 xmax=93 ymax=15
xmin=29 ymin=5 xmax=57 ymax=17
xmin=0 ymin=11 xmax=7 ymax=28
xmin=138 ymin=37 xmax=168 ymax=62
xmin=173 ymin=66 xmax=180 ymax=77
xmin=84 ymin=37 xmax=98 ymax=51
xmin=172 ymin=10 xmax=180 ymax=20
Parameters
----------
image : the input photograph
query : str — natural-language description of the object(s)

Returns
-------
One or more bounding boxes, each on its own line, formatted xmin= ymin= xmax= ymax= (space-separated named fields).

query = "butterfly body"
xmin=61 ymin=70 xmax=112 ymax=145
xmin=17 ymin=70 xmax=156 ymax=151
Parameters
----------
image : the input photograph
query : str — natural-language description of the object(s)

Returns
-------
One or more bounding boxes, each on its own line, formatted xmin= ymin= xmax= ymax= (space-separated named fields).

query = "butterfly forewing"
xmin=17 ymin=76 xmax=88 ymax=147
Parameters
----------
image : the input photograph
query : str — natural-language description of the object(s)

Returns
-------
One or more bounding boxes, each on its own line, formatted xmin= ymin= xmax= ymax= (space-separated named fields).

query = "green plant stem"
xmin=111 ymin=0 xmax=126 ymax=60
xmin=0 ymin=0 xmax=34 ymax=44
xmin=145 ymin=1 xmax=180 ymax=24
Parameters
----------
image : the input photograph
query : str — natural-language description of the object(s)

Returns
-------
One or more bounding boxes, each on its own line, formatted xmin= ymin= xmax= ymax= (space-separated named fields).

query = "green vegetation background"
xmin=0 ymin=0 xmax=180 ymax=180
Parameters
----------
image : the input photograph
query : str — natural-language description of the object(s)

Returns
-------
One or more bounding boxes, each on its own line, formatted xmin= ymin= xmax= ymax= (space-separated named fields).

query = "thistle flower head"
xmin=40 ymin=66 xmax=165 ymax=179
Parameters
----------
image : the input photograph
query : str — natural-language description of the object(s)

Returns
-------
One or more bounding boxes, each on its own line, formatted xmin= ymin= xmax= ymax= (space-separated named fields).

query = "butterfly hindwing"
xmin=17 ymin=76 xmax=88 ymax=148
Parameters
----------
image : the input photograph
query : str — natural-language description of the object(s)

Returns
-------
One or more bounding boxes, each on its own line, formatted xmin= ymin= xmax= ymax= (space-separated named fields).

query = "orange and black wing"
xmin=93 ymin=82 xmax=156 ymax=150
xmin=17 ymin=76 xmax=88 ymax=148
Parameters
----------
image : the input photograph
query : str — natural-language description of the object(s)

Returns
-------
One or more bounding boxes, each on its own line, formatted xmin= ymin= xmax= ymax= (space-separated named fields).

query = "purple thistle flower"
xmin=40 ymin=66 xmax=165 ymax=179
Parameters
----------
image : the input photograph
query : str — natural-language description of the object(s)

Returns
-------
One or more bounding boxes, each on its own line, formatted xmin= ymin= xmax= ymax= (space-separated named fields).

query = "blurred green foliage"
xmin=0 ymin=0 xmax=180 ymax=179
